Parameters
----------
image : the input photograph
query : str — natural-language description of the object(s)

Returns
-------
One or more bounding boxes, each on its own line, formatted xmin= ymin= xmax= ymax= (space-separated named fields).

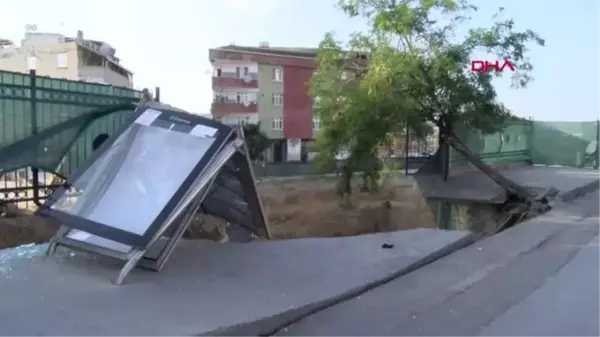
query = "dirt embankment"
xmin=0 ymin=205 xmax=59 ymax=250
xmin=257 ymin=175 xmax=436 ymax=239
xmin=0 ymin=175 xmax=437 ymax=249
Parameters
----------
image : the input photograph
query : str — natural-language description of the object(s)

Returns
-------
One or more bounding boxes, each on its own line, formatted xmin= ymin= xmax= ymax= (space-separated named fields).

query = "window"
xmin=272 ymin=93 xmax=283 ymax=106
xmin=56 ymin=53 xmax=68 ymax=68
xmin=272 ymin=118 xmax=283 ymax=130
xmin=312 ymin=118 xmax=321 ymax=131
xmin=213 ymin=92 xmax=225 ymax=103
xmin=243 ymin=66 xmax=249 ymax=77
xmin=236 ymin=92 xmax=247 ymax=104
xmin=237 ymin=92 xmax=256 ymax=105
xmin=272 ymin=68 xmax=282 ymax=82
xmin=27 ymin=56 xmax=37 ymax=70
xmin=235 ymin=66 xmax=241 ymax=78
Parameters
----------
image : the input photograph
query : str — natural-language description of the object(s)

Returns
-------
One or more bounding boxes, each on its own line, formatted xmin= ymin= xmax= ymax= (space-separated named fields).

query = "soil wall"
xmin=257 ymin=175 xmax=436 ymax=239
xmin=0 ymin=175 xmax=437 ymax=249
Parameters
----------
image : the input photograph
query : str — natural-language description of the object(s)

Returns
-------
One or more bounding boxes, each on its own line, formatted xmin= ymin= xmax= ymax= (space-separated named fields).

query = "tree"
xmin=311 ymin=0 xmax=544 ymax=199
xmin=242 ymin=123 xmax=271 ymax=163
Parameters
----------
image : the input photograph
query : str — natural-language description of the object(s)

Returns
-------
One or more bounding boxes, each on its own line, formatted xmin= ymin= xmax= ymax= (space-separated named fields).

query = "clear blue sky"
xmin=1 ymin=0 xmax=598 ymax=121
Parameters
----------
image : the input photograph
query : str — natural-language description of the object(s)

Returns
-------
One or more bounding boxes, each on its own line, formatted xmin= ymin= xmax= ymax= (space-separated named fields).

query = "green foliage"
xmin=311 ymin=0 xmax=544 ymax=197
xmin=242 ymin=123 xmax=271 ymax=162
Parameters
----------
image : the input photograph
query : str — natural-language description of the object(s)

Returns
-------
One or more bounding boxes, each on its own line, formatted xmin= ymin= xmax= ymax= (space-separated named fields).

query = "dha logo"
xmin=471 ymin=60 xmax=515 ymax=72
xmin=168 ymin=115 xmax=191 ymax=124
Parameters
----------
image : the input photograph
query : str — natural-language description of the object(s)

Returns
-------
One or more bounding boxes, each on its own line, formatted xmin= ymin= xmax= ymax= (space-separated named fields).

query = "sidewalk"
xmin=276 ymin=190 xmax=599 ymax=336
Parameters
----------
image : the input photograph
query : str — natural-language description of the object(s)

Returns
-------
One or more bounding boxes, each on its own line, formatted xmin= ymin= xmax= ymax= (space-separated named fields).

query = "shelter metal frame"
xmin=38 ymin=103 xmax=234 ymax=248
xmin=39 ymin=98 xmax=267 ymax=285
xmin=45 ymin=138 xmax=244 ymax=284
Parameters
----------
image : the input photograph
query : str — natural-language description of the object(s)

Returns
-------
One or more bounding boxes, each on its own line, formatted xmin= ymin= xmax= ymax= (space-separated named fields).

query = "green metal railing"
xmin=0 ymin=69 xmax=143 ymax=207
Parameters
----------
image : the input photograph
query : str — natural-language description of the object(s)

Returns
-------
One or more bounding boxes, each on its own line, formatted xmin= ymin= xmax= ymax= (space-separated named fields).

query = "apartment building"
xmin=209 ymin=43 xmax=320 ymax=163
xmin=0 ymin=31 xmax=133 ymax=88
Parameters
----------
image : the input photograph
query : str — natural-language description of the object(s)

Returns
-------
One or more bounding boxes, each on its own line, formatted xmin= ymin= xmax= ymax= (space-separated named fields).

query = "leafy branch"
xmin=311 ymin=0 xmax=544 ymax=199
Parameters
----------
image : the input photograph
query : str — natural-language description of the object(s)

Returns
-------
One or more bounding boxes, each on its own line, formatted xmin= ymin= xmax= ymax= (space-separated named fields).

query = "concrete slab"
xmin=0 ymin=228 xmax=471 ymax=336
xmin=276 ymin=191 xmax=599 ymax=336
xmin=503 ymin=166 xmax=599 ymax=202
xmin=415 ymin=169 xmax=508 ymax=203
xmin=417 ymin=165 xmax=599 ymax=204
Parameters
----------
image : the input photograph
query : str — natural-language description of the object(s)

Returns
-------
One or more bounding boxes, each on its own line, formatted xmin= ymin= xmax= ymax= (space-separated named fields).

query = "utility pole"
xmin=25 ymin=24 xmax=38 ymax=70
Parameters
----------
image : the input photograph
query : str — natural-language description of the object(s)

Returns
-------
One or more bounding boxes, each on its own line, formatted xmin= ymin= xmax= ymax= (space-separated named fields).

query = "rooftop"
xmin=216 ymin=44 xmax=319 ymax=58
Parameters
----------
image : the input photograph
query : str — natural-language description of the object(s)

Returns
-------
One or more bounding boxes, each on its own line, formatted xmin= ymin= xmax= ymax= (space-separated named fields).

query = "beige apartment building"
xmin=0 ymin=31 xmax=133 ymax=88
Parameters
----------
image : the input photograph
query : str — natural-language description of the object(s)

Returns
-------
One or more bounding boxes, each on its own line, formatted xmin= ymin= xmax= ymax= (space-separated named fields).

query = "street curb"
xmin=559 ymin=179 xmax=600 ymax=203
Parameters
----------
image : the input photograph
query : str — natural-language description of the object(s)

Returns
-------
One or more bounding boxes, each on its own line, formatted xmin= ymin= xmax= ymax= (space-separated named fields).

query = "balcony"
xmin=211 ymin=100 xmax=258 ymax=116
xmin=212 ymin=72 xmax=258 ymax=89
xmin=78 ymin=65 xmax=133 ymax=88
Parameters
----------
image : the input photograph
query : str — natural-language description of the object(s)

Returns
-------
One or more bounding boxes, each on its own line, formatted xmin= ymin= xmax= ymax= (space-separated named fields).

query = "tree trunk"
xmin=444 ymin=131 xmax=534 ymax=201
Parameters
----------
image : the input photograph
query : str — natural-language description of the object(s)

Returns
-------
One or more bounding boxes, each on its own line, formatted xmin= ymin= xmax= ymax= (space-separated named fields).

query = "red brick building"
xmin=209 ymin=43 xmax=319 ymax=162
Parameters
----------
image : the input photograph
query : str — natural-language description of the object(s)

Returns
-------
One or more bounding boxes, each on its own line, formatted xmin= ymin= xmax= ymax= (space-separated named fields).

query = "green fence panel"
xmin=531 ymin=121 xmax=599 ymax=168
xmin=56 ymin=108 xmax=132 ymax=178
xmin=0 ymin=72 xmax=34 ymax=150
xmin=450 ymin=121 xmax=533 ymax=171
xmin=0 ymin=70 xmax=141 ymax=176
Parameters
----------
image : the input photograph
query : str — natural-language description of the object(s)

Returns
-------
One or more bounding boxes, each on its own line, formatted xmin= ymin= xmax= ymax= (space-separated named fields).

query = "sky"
xmin=0 ymin=0 xmax=598 ymax=121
